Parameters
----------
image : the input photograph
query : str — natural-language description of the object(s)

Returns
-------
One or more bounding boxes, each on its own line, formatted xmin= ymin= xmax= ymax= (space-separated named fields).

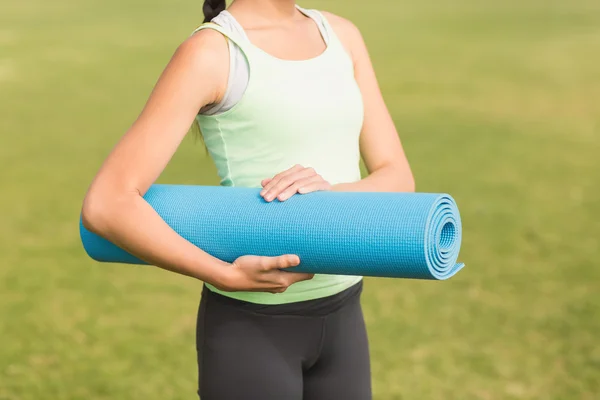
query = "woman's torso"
xmin=194 ymin=6 xmax=364 ymax=305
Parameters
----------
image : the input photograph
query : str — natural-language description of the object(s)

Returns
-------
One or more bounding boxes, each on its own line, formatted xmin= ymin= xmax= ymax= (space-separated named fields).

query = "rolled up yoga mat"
xmin=80 ymin=185 xmax=464 ymax=280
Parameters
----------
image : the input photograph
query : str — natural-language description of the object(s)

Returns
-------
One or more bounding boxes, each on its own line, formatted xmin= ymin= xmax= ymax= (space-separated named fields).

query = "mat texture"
xmin=80 ymin=185 xmax=464 ymax=280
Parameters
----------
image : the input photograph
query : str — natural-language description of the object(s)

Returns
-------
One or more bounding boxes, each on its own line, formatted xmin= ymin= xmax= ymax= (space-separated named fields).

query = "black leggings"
xmin=196 ymin=281 xmax=372 ymax=399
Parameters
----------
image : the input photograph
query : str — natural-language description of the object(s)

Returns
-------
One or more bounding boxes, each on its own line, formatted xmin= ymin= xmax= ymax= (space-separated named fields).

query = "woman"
xmin=82 ymin=0 xmax=414 ymax=398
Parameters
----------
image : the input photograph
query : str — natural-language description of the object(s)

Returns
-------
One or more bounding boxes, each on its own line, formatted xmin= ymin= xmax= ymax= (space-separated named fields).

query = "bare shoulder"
xmin=320 ymin=11 xmax=362 ymax=38
xmin=176 ymin=27 xmax=230 ymax=68
xmin=320 ymin=11 xmax=365 ymax=61
xmin=145 ymin=26 xmax=231 ymax=107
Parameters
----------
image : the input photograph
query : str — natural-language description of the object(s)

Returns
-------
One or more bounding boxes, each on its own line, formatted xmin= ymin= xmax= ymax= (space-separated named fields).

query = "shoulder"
xmin=160 ymin=26 xmax=230 ymax=103
xmin=319 ymin=11 xmax=365 ymax=63
xmin=320 ymin=11 xmax=362 ymax=40
xmin=177 ymin=26 xmax=230 ymax=69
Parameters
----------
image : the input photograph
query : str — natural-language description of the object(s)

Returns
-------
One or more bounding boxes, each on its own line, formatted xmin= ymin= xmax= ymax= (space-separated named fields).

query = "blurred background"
xmin=1 ymin=0 xmax=599 ymax=399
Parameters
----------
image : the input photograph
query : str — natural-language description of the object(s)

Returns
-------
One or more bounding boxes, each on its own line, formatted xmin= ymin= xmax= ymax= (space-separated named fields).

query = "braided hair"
xmin=203 ymin=0 xmax=226 ymax=22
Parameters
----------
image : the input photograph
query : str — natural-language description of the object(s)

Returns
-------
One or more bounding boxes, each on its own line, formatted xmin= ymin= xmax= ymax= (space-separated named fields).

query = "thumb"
xmin=267 ymin=254 xmax=300 ymax=270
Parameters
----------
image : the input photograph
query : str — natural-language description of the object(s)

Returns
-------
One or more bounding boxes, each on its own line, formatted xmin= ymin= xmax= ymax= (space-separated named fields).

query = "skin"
xmin=81 ymin=0 xmax=415 ymax=294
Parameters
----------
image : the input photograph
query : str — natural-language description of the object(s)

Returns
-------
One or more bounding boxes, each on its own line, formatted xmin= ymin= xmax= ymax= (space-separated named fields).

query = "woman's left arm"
xmin=326 ymin=12 xmax=415 ymax=193
xmin=260 ymin=14 xmax=414 ymax=202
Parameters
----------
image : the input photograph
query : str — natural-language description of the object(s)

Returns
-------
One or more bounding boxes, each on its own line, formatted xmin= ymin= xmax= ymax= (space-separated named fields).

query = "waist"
xmin=203 ymin=278 xmax=363 ymax=317
xmin=205 ymin=274 xmax=362 ymax=305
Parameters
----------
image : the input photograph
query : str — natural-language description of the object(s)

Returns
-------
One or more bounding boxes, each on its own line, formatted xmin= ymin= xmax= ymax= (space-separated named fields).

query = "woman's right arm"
xmin=81 ymin=30 xmax=312 ymax=293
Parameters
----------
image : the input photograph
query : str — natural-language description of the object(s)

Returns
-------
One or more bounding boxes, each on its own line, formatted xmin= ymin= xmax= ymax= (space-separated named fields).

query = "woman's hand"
xmin=215 ymin=254 xmax=314 ymax=294
xmin=260 ymin=164 xmax=331 ymax=202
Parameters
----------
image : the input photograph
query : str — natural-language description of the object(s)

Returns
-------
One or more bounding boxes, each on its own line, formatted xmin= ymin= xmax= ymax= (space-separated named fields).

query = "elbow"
xmin=81 ymin=190 xmax=107 ymax=234
xmin=82 ymin=184 xmax=140 ymax=234
xmin=81 ymin=185 xmax=122 ymax=235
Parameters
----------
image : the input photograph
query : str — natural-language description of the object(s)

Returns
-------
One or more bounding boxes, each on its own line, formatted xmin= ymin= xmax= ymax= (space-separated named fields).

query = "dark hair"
xmin=203 ymin=0 xmax=226 ymax=23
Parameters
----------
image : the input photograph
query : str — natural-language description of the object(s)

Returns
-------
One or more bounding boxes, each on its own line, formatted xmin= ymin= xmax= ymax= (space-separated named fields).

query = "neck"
xmin=229 ymin=0 xmax=298 ymax=25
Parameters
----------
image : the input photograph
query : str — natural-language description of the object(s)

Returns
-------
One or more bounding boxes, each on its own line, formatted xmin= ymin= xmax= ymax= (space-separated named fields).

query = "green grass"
xmin=1 ymin=0 xmax=599 ymax=399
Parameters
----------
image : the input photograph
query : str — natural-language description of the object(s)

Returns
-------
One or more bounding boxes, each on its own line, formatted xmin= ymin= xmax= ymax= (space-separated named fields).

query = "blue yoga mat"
xmin=80 ymin=185 xmax=464 ymax=280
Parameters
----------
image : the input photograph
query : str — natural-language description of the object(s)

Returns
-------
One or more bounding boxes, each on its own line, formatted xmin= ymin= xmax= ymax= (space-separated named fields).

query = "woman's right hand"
xmin=215 ymin=254 xmax=314 ymax=294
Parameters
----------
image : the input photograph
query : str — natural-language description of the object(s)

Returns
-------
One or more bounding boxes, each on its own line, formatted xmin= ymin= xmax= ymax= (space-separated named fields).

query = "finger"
xmin=237 ymin=277 xmax=291 ymax=293
xmin=260 ymin=164 xmax=304 ymax=196
xmin=269 ymin=286 xmax=288 ymax=294
xmin=261 ymin=272 xmax=314 ymax=294
xmin=256 ymin=255 xmax=300 ymax=272
xmin=261 ymin=178 xmax=272 ymax=187
xmin=272 ymin=271 xmax=314 ymax=293
xmin=276 ymin=175 xmax=322 ymax=201
xmin=283 ymin=175 xmax=329 ymax=198
xmin=260 ymin=254 xmax=300 ymax=271
xmin=297 ymin=179 xmax=332 ymax=194
xmin=263 ymin=168 xmax=317 ymax=201
xmin=260 ymin=172 xmax=299 ymax=200
xmin=260 ymin=165 xmax=312 ymax=196
xmin=284 ymin=272 xmax=315 ymax=284
xmin=277 ymin=254 xmax=301 ymax=269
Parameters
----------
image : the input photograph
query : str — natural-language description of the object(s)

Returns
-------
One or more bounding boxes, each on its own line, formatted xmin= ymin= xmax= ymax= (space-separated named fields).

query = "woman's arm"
xmin=324 ymin=12 xmax=415 ymax=193
xmin=256 ymin=14 xmax=414 ymax=203
xmin=82 ymin=30 xmax=230 ymax=284
xmin=82 ymin=30 xmax=311 ymax=292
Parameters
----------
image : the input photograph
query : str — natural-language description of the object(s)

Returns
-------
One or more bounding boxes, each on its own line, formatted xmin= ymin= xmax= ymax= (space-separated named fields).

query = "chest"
xmin=240 ymin=57 xmax=364 ymax=147
xmin=244 ymin=20 xmax=327 ymax=61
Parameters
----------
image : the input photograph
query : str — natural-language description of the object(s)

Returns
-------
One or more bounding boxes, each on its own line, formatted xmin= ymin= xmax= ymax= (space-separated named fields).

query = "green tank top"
xmin=193 ymin=8 xmax=364 ymax=304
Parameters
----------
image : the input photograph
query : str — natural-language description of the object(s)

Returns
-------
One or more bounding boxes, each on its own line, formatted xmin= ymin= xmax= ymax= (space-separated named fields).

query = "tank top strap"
xmin=294 ymin=6 xmax=330 ymax=45
xmin=296 ymin=6 xmax=348 ymax=58
xmin=190 ymin=22 xmax=252 ymax=56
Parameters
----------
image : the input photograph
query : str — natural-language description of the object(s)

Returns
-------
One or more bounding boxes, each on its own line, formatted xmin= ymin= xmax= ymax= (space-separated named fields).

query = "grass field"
xmin=1 ymin=0 xmax=599 ymax=399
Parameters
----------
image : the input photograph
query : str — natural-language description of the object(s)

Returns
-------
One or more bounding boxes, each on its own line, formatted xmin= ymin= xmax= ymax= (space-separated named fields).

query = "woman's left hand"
xmin=260 ymin=164 xmax=331 ymax=202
